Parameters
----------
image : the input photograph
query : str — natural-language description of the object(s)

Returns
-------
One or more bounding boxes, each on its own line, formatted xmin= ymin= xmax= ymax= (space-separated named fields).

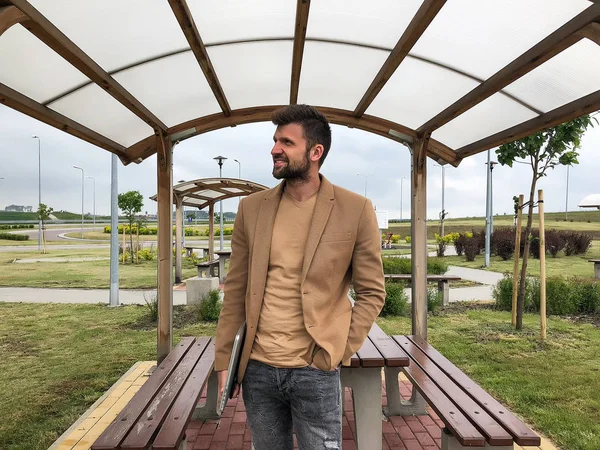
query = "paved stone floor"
xmin=186 ymin=378 xmax=443 ymax=450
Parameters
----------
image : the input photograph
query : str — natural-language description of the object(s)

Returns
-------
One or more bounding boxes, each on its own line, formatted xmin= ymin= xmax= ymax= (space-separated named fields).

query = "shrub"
xmin=137 ymin=248 xmax=156 ymax=261
xmin=427 ymin=288 xmax=443 ymax=313
xmin=434 ymin=233 xmax=457 ymax=257
xmin=382 ymin=257 xmax=411 ymax=274
xmin=381 ymin=282 xmax=408 ymax=316
xmin=491 ymin=227 xmax=515 ymax=260
xmin=0 ymin=232 xmax=29 ymax=241
xmin=428 ymin=258 xmax=448 ymax=275
xmin=494 ymin=275 xmax=600 ymax=315
xmin=143 ymin=293 xmax=158 ymax=322
xmin=454 ymin=234 xmax=465 ymax=256
xmin=546 ymin=230 xmax=565 ymax=257
xmin=492 ymin=275 xmax=538 ymax=312
xmin=530 ymin=236 xmax=541 ymax=259
xmin=382 ymin=257 xmax=447 ymax=275
xmin=0 ymin=224 xmax=34 ymax=230
xmin=463 ymin=236 xmax=479 ymax=261
xmin=404 ymin=236 xmax=411 ymax=244
xmin=199 ymin=289 xmax=222 ymax=322
xmin=563 ymin=231 xmax=593 ymax=256
xmin=391 ymin=234 xmax=401 ymax=244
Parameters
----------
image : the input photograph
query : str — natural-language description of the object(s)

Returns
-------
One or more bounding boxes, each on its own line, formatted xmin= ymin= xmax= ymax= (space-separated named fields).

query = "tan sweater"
xmin=249 ymin=190 xmax=318 ymax=367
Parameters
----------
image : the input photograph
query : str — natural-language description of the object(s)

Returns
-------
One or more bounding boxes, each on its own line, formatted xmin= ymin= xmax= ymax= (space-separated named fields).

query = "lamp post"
xmin=32 ymin=136 xmax=42 ymax=251
xmin=433 ymin=164 xmax=447 ymax=236
xmin=73 ymin=165 xmax=85 ymax=239
xmin=234 ymin=159 xmax=241 ymax=205
xmin=85 ymin=176 xmax=95 ymax=229
xmin=400 ymin=176 xmax=407 ymax=221
xmin=357 ymin=173 xmax=372 ymax=198
xmin=213 ymin=156 xmax=227 ymax=250
xmin=484 ymin=150 xmax=498 ymax=267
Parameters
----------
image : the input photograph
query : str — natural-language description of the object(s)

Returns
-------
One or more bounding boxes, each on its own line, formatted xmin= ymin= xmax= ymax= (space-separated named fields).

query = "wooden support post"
xmin=157 ymin=135 xmax=173 ymax=364
xmin=175 ymin=195 xmax=183 ymax=284
xmin=122 ymin=224 xmax=126 ymax=264
xmin=208 ymin=202 xmax=215 ymax=261
xmin=538 ymin=189 xmax=546 ymax=341
xmin=512 ymin=195 xmax=524 ymax=327
xmin=411 ymin=136 xmax=429 ymax=340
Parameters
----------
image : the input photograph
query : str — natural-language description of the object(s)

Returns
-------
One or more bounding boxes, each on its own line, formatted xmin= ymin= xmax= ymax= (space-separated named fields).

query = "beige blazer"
xmin=214 ymin=175 xmax=385 ymax=379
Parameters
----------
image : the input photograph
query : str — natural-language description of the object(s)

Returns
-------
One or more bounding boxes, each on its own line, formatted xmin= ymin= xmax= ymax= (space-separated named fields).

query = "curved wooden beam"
xmin=126 ymin=106 xmax=460 ymax=167
xmin=0 ymin=5 xmax=26 ymax=36
xmin=417 ymin=4 xmax=600 ymax=134
xmin=11 ymin=0 xmax=168 ymax=133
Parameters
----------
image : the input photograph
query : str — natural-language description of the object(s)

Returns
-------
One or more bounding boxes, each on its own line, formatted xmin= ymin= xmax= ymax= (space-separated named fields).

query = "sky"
xmin=1 ymin=104 xmax=599 ymax=221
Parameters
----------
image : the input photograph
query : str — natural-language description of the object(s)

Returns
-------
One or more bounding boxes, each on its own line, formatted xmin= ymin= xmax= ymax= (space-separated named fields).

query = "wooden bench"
xmin=390 ymin=334 xmax=541 ymax=450
xmin=384 ymin=274 xmax=462 ymax=306
xmin=184 ymin=244 xmax=209 ymax=258
xmin=196 ymin=260 xmax=219 ymax=278
xmin=91 ymin=337 xmax=217 ymax=450
xmin=589 ymin=259 xmax=600 ymax=279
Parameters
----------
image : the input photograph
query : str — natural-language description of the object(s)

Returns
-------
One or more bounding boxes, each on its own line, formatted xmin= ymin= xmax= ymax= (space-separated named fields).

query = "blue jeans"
xmin=242 ymin=359 xmax=342 ymax=450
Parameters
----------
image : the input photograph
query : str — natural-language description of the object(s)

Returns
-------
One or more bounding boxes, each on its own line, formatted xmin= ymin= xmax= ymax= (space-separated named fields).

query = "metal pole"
xmin=73 ymin=165 xmax=84 ymax=239
xmin=109 ymin=154 xmax=119 ymax=306
xmin=400 ymin=177 xmax=403 ymax=221
xmin=441 ymin=165 xmax=445 ymax=236
xmin=32 ymin=136 xmax=42 ymax=251
xmin=219 ymin=164 xmax=224 ymax=250
xmin=490 ymin=164 xmax=495 ymax=234
xmin=565 ymin=165 xmax=570 ymax=221
xmin=234 ymin=159 xmax=241 ymax=204
xmin=484 ymin=149 xmax=491 ymax=267
xmin=86 ymin=176 xmax=95 ymax=229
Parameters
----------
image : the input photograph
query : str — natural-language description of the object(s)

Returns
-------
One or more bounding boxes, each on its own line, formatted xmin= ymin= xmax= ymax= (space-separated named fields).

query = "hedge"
xmin=103 ymin=225 xmax=234 ymax=236
xmin=0 ymin=232 xmax=30 ymax=241
xmin=382 ymin=257 xmax=448 ymax=275
xmin=493 ymin=275 xmax=600 ymax=315
xmin=0 ymin=224 xmax=35 ymax=230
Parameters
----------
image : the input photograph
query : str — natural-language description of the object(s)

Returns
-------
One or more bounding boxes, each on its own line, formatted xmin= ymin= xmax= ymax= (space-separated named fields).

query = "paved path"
xmin=0 ymin=287 xmax=188 ymax=305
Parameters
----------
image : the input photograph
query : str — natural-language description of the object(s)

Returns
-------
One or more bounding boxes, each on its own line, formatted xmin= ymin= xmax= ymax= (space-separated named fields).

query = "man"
xmin=215 ymin=104 xmax=385 ymax=450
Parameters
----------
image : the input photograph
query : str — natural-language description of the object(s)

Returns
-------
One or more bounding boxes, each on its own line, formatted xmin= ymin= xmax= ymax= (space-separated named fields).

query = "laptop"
xmin=218 ymin=321 xmax=246 ymax=416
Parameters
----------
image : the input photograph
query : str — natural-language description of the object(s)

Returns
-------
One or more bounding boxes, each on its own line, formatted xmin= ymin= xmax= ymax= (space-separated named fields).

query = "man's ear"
xmin=310 ymin=144 xmax=324 ymax=163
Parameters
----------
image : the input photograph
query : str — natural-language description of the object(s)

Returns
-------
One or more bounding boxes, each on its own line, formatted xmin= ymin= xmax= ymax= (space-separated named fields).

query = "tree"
xmin=118 ymin=191 xmax=144 ymax=263
xmin=496 ymin=115 xmax=596 ymax=330
xmin=37 ymin=203 xmax=53 ymax=254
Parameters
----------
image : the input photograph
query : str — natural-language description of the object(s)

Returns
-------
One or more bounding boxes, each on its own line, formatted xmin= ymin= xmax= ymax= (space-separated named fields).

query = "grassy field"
xmin=444 ymin=240 xmax=600 ymax=279
xmin=0 ymin=249 xmax=199 ymax=289
xmin=1 ymin=303 xmax=598 ymax=450
xmin=388 ymin=211 xmax=600 ymax=240
xmin=64 ymin=229 xmax=233 ymax=242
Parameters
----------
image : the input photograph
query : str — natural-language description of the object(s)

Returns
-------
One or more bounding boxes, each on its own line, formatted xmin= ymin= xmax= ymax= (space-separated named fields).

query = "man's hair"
xmin=271 ymin=104 xmax=332 ymax=167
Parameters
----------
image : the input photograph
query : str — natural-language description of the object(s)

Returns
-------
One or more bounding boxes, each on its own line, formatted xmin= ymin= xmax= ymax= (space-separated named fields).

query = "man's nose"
xmin=271 ymin=145 xmax=283 ymax=157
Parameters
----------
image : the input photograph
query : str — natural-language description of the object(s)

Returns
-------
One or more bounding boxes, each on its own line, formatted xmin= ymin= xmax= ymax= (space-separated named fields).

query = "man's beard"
xmin=272 ymin=149 xmax=311 ymax=181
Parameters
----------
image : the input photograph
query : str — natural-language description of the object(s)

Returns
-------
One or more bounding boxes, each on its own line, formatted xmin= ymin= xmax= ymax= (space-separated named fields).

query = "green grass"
xmin=378 ymin=309 xmax=600 ymax=450
xmin=0 ymin=249 xmax=199 ymax=289
xmin=443 ymin=240 xmax=600 ymax=279
xmin=2 ymin=304 xmax=599 ymax=449
xmin=0 ymin=302 xmax=217 ymax=450
xmin=64 ymin=230 xmax=233 ymax=242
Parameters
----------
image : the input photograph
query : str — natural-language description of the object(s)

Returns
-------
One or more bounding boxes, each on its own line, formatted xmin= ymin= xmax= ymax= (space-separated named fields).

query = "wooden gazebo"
xmin=1 ymin=0 xmax=599 ymax=361
xmin=150 ymin=177 xmax=268 ymax=283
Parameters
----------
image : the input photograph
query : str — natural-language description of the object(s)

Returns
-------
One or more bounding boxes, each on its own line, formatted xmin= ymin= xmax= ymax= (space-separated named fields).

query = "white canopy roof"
xmin=578 ymin=193 xmax=600 ymax=208
xmin=1 ymin=0 xmax=599 ymax=167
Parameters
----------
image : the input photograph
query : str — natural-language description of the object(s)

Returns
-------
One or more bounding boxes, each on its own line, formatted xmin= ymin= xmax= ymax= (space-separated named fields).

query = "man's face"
xmin=271 ymin=123 xmax=311 ymax=181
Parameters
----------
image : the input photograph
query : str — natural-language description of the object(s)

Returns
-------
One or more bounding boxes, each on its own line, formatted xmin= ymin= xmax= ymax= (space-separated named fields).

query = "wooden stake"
xmin=538 ymin=189 xmax=547 ymax=341
xmin=136 ymin=225 xmax=140 ymax=264
xmin=512 ymin=194 xmax=524 ymax=327
xmin=122 ymin=224 xmax=126 ymax=264
xmin=175 ymin=196 xmax=183 ymax=283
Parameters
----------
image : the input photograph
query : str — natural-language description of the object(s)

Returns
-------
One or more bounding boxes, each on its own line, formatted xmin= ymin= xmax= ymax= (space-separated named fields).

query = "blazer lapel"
xmin=301 ymin=176 xmax=335 ymax=282
xmin=250 ymin=183 xmax=283 ymax=315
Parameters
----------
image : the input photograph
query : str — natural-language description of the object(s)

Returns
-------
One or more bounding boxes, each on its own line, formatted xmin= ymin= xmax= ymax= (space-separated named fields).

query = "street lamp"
xmin=234 ymin=159 xmax=241 ymax=204
xmin=73 ymin=165 xmax=85 ymax=239
xmin=433 ymin=164 xmax=447 ymax=236
xmin=400 ymin=176 xmax=407 ymax=221
xmin=85 ymin=176 xmax=96 ymax=229
xmin=213 ymin=156 xmax=227 ymax=250
xmin=356 ymin=173 xmax=372 ymax=198
xmin=32 ymin=136 xmax=42 ymax=251
xmin=565 ymin=165 xmax=570 ymax=221
xmin=484 ymin=150 xmax=498 ymax=267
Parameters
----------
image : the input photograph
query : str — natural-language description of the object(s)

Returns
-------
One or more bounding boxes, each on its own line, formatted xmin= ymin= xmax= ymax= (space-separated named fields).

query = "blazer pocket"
xmin=320 ymin=232 xmax=352 ymax=243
